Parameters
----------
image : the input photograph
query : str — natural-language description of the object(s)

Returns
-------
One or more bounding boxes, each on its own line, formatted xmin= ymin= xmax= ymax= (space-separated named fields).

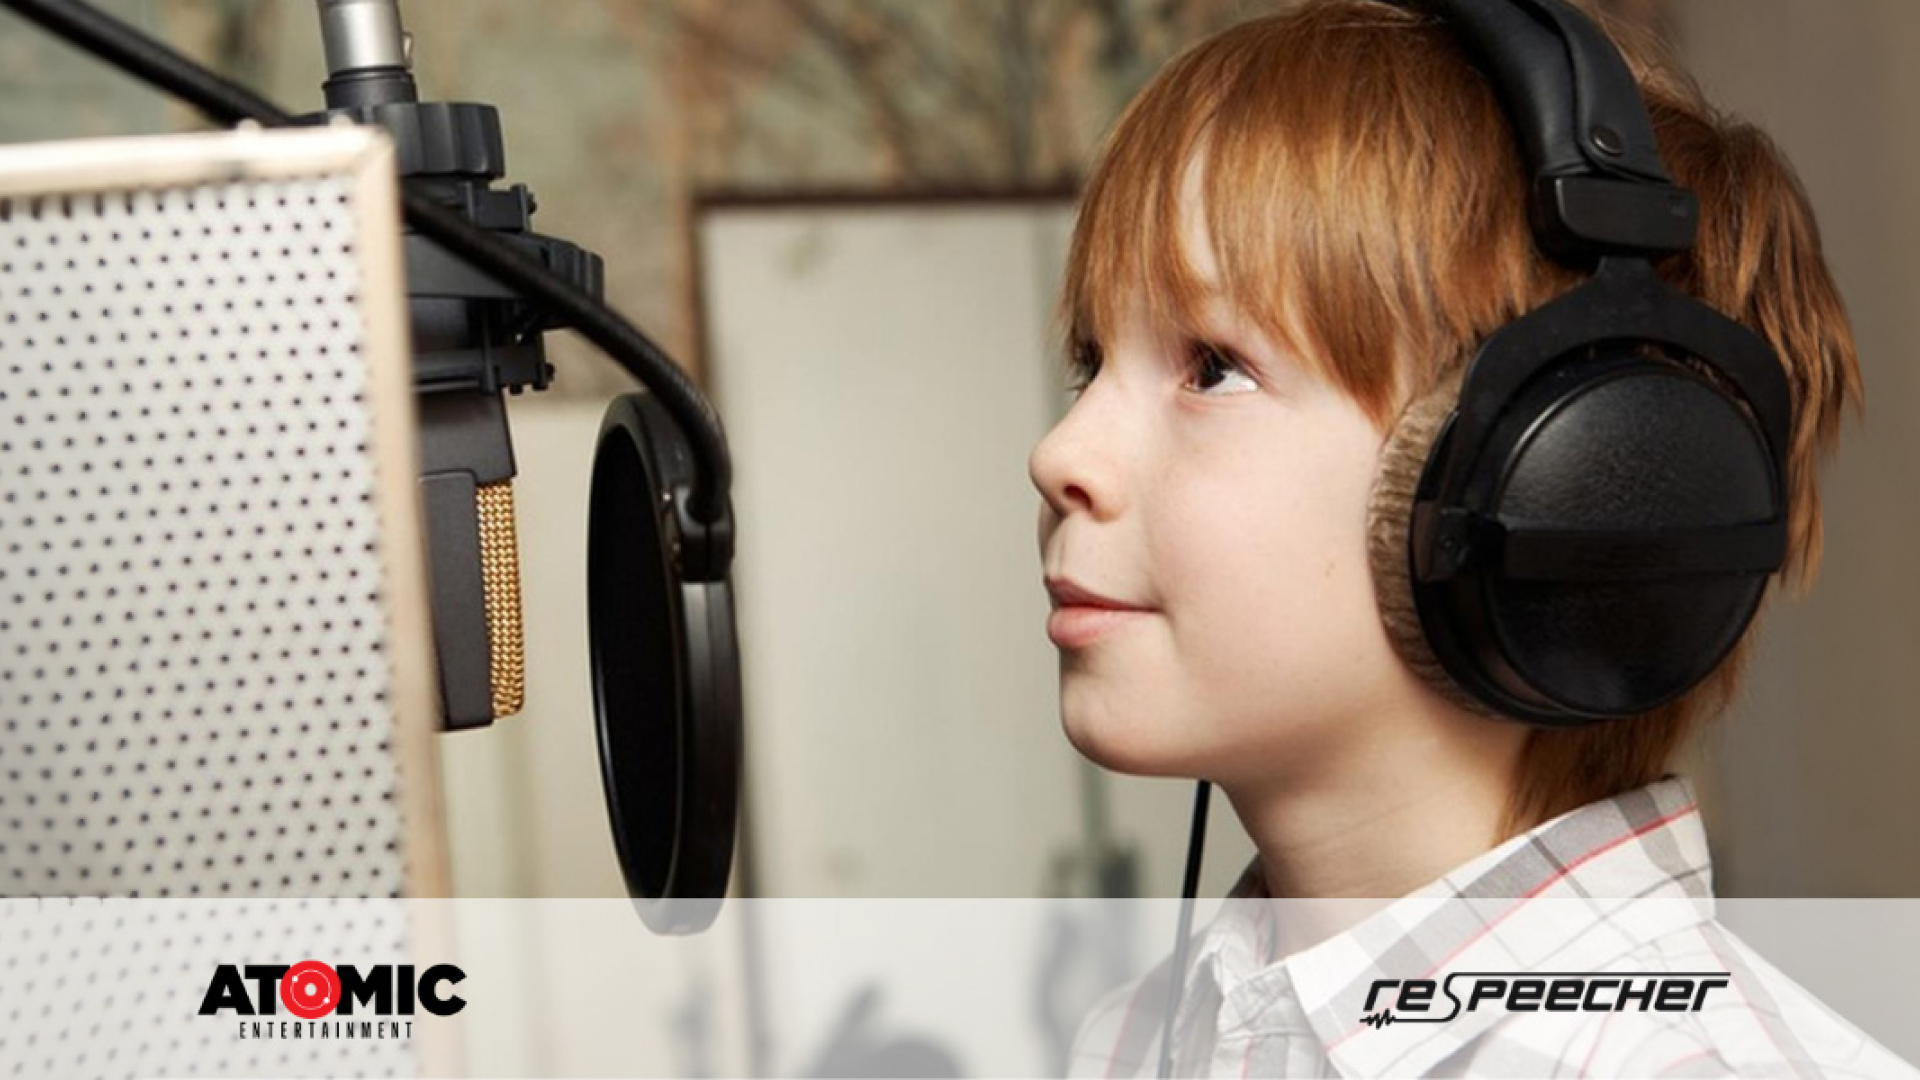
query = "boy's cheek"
xmin=1179 ymin=570 xmax=1389 ymax=703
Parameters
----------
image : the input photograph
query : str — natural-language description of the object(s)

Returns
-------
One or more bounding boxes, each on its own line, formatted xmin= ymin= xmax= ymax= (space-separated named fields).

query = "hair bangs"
xmin=1061 ymin=4 xmax=1491 ymax=427
xmin=1061 ymin=37 xmax=1227 ymax=363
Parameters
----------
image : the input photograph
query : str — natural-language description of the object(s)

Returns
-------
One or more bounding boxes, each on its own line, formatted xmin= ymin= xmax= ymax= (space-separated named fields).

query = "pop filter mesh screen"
xmin=0 ymin=127 xmax=450 ymax=1076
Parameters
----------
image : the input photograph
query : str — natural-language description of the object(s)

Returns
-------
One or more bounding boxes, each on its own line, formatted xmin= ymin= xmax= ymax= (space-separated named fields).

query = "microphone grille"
xmin=477 ymin=479 xmax=527 ymax=717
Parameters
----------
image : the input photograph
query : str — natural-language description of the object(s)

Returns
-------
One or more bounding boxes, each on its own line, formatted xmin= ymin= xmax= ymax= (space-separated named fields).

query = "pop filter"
xmin=588 ymin=391 xmax=741 ymax=933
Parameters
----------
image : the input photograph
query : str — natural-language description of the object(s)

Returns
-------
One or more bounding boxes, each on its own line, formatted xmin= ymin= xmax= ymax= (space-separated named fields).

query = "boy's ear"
xmin=1365 ymin=368 xmax=1502 ymax=719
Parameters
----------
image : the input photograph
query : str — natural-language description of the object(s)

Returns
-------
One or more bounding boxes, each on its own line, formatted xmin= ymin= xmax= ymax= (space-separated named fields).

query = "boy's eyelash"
xmin=1065 ymin=340 xmax=1102 ymax=391
xmin=1185 ymin=340 xmax=1257 ymax=392
xmin=1063 ymin=339 xmax=1254 ymax=393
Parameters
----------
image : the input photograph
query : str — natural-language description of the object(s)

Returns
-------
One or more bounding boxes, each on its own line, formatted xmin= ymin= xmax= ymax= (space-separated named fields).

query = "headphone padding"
xmin=1365 ymin=371 xmax=1503 ymax=719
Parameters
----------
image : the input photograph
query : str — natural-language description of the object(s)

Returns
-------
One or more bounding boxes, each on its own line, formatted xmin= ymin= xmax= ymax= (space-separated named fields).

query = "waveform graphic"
xmin=1360 ymin=1010 xmax=1397 ymax=1029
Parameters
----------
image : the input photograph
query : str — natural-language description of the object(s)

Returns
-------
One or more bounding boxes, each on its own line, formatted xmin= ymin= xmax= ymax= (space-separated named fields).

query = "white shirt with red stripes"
xmin=1066 ymin=777 xmax=1917 ymax=1078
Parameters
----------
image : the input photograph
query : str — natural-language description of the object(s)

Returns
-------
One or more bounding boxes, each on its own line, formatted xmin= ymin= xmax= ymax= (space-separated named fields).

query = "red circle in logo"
xmin=279 ymin=960 xmax=341 ymax=1020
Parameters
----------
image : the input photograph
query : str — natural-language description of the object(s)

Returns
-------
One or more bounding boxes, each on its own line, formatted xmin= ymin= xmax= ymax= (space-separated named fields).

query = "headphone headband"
xmin=1400 ymin=0 xmax=1699 ymax=259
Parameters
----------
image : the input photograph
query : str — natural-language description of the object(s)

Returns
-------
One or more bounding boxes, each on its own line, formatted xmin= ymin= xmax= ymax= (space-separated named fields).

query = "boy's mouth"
xmin=1043 ymin=576 xmax=1150 ymax=611
xmin=1044 ymin=576 xmax=1154 ymax=648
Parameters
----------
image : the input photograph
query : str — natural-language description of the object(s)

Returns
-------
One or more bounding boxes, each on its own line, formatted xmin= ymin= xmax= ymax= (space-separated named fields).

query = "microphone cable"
xmin=1158 ymin=779 xmax=1211 ymax=1080
xmin=0 ymin=0 xmax=733 ymax=534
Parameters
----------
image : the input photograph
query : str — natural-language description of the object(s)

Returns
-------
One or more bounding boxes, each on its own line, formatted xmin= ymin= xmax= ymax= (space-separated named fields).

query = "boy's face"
xmin=1029 ymin=186 xmax=1411 ymax=784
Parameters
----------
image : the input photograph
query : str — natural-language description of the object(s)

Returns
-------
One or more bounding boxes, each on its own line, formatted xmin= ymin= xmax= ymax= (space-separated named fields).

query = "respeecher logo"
xmin=1361 ymin=972 xmax=1730 ymax=1029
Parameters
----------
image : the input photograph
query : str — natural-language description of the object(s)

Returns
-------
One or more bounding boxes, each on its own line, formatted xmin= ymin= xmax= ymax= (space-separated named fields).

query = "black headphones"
xmin=1368 ymin=0 xmax=1793 ymax=726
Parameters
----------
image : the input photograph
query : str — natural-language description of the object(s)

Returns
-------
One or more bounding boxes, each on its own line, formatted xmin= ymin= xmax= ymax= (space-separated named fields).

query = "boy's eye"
xmin=1185 ymin=341 xmax=1259 ymax=395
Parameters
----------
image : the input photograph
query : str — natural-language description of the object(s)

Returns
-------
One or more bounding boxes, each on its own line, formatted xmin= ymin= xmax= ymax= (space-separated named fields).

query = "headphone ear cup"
xmin=1370 ymin=347 xmax=1784 ymax=724
xmin=1366 ymin=370 xmax=1501 ymax=719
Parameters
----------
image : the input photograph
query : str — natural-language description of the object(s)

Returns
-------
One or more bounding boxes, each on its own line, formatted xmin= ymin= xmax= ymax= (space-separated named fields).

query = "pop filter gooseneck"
xmin=1 ymin=0 xmax=742 ymax=932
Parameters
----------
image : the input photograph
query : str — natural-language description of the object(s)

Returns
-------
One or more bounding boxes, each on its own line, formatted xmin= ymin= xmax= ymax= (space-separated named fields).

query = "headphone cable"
xmin=1157 ymin=778 xmax=1211 ymax=1080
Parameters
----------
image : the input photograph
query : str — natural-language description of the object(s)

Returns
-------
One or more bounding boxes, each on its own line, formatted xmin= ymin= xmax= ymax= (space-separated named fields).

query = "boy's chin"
xmin=1060 ymin=702 xmax=1203 ymax=779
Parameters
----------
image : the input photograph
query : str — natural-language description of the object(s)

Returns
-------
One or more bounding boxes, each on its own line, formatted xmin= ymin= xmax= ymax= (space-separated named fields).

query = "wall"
xmin=1674 ymin=0 xmax=1920 ymax=896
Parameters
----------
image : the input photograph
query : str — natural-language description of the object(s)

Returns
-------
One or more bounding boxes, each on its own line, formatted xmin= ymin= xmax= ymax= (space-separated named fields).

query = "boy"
xmin=1029 ymin=1 xmax=1912 ymax=1075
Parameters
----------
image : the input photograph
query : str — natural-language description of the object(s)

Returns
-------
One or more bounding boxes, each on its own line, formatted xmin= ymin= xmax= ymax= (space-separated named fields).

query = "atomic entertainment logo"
xmin=199 ymin=960 xmax=465 ymax=1040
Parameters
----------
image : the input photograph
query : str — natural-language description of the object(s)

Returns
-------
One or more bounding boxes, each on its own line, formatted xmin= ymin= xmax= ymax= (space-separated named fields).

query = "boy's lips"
xmin=1044 ymin=576 xmax=1154 ymax=648
xmin=1043 ymin=576 xmax=1149 ymax=610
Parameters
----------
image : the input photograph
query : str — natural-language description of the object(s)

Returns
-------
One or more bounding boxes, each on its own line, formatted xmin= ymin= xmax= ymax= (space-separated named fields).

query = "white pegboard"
xmin=0 ymin=172 xmax=409 ymax=897
xmin=0 ymin=128 xmax=450 ymax=1077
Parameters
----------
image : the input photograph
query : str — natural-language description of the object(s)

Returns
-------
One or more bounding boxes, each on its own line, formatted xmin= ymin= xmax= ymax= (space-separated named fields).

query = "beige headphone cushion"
xmin=1365 ymin=370 xmax=1502 ymax=718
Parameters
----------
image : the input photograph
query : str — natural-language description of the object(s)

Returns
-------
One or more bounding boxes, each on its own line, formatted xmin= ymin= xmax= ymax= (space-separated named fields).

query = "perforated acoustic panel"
xmin=0 ymin=129 xmax=451 ymax=1077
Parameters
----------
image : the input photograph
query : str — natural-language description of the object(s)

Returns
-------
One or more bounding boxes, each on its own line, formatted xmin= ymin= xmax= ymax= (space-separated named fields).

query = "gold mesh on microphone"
xmin=476 ymin=480 xmax=527 ymax=718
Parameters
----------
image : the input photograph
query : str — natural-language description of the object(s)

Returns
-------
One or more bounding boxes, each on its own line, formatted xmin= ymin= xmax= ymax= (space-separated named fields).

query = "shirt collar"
xmin=1182 ymin=776 xmax=1715 ymax=1078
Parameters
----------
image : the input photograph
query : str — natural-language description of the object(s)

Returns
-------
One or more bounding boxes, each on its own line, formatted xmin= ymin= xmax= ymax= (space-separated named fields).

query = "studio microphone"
xmin=313 ymin=0 xmax=602 ymax=730
xmin=312 ymin=0 xmax=740 ymax=929
xmin=312 ymin=0 xmax=741 ymax=928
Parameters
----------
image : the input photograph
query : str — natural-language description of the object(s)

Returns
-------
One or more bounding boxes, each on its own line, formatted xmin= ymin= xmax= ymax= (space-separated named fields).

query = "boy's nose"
xmin=1029 ymin=398 xmax=1125 ymax=524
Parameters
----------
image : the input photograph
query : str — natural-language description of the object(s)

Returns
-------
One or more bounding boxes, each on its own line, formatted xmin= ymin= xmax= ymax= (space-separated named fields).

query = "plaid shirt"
xmin=1067 ymin=778 xmax=1917 ymax=1078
